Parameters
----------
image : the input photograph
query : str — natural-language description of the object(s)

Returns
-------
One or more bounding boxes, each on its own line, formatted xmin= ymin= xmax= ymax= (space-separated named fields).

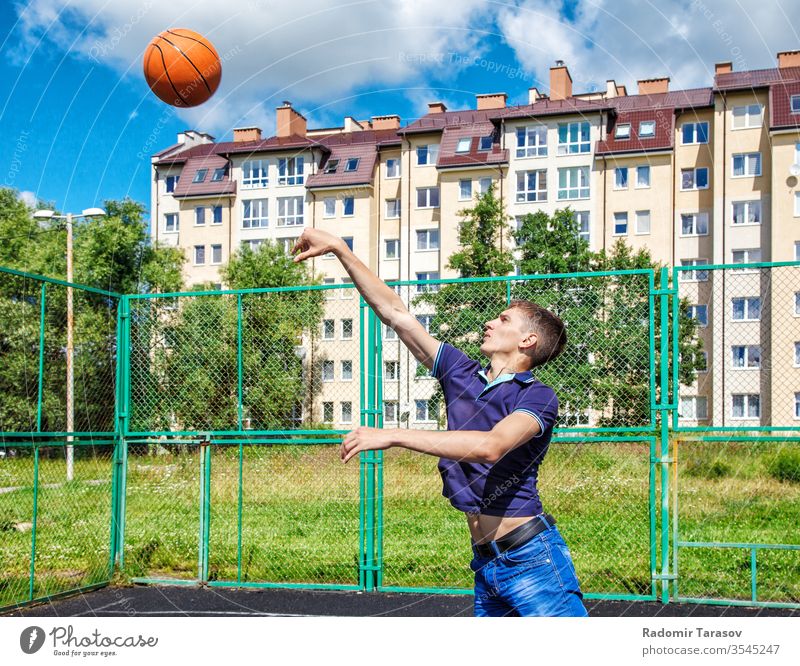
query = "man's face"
xmin=479 ymin=307 xmax=536 ymax=358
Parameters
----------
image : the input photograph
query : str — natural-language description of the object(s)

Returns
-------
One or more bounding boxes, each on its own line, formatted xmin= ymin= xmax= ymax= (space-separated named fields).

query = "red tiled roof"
xmin=399 ymin=109 xmax=497 ymax=134
xmin=770 ymin=81 xmax=800 ymax=130
xmin=306 ymin=144 xmax=378 ymax=189
xmin=715 ymin=66 xmax=800 ymax=91
xmin=317 ymin=128 xmax=401 ymax=147
xmin=494 ymin=97 xmax=610 ymax=120
xmin=596 ymin=109 xmax=676 ymax=155
xmin=173 ymin=155 xmax=236 ymax=198
xmin=608 ymin=88 xmax=713 ymax=111
xmin=436 ymin=123 xmax=508 ymax=169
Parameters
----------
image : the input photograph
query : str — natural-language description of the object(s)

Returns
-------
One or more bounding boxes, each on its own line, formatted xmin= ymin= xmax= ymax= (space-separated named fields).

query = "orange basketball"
xmin=143 ymin=28 xmax=221 ymax=107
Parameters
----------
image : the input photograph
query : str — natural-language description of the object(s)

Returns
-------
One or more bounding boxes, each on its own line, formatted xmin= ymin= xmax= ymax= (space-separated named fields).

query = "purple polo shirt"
xmin=431 ymin=342 xmax=559 ymax=517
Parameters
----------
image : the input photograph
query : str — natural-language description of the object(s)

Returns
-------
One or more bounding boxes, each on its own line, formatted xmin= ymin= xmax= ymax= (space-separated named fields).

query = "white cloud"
xmin=497 ymin=0 xmax=800 ymax=95
xmin=12 ymin=0 xmax=494 ymax=134
xmin=18 ymin=190 xmax=37 ymax=208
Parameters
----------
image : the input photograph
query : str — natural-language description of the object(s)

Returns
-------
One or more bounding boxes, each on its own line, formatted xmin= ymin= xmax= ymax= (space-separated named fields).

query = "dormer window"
xmin=344 ymin=158 xmax=360 ymax=172
xmin=211 ymin=167 xmax=226 ymax=182
xmin=455 ymin=137 xmax=471 ymax=153
xmin=193 ymin=169 xmax=208 ymax=183
xmin=639 ymin=121 xmax=655 ymax=138
xmin=324 ymin=159 xmax=339 ymax=174
xmin=479 ymin=135 xmax=493 ymax=151
xmin=615 ymin=124 xmax=631 ymax=139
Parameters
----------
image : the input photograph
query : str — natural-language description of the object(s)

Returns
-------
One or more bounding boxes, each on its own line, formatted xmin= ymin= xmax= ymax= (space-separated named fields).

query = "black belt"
xmin=473 ymin=513 xmax=556 ymax=558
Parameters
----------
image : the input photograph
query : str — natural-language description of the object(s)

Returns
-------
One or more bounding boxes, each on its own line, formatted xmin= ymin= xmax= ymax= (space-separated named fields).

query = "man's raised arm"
xmin=292 ymin=229 xmax=440 ymax=369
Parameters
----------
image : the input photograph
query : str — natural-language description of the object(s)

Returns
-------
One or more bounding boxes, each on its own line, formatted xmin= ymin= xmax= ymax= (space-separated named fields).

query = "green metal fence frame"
xmin=4 ymin=264 xmax=799 ymax=610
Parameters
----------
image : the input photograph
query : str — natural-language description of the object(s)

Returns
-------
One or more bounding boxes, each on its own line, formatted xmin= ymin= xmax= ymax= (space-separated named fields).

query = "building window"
xmin=211 ymin=244 xmax=222 ymax=265
xmin=242 ymin=199 xmax=268 ymax=228
xmin=732 ymin=200 xmax=761 ymax=225
xmin=479 ymin=135 xmax=493 ymax=150
xmin=164 ymin=213 xmax=178 ymax=233
xmin=343 ymin=237 xmax=354 ymax=251
xmin=613 ymin=212 xmax=628 ymax=235
xmin=732 ymin=104 xmax=763 ymax=129
xmin=322 ymin=277 xmax=336 ymax=300
xmin=573 ymin=211 xmax=590 ymax=243
xmin=516 ymin=170 xmax=547 ymax=202
xmin=636 ymin=165 xmax=650 ymax=188
xmin=455 ymin=137 xmax=471 ymax=153
xmin=639 ymin=121 xmax=655 ymax=137
xmin=278 ymin=156 xmax=304 ymax=185
xmin=384 ymin=324 xmax=397 ymax=340
xmin=385 ymin=238 xmax=399 ymax=259
xmin=416 ymin=144 xmax=439 ymax=166
xmin=322 ymin=360 xmax=334 ymax=382
xmin=732 ymin=297 xmax=761 ymax=321
xmin=459 ymin=179 xmax=472 ymax=201
xmin=211 ymin=167 xmax=226 ymax=182
xmin=416 ymin=187 xmax=440 ymax=209
xmin=688 ymin=305 xmax=708 ymax=326
xmin=791 ymin=95 xmax=800 ymax=114
xmin=195 ymin=207 xmax=206 ymax=225
xmin=732 ymin=248 xmax=761 ymax=271
xmin=384 ymin=361 xmax=399 ymax=381
xmin=732 ymin=394 xmax=760 ymax=419
xmin=322 ymin=319 xmax=335 ymax=339
xmin=277 ymin=196 xmax=304 ymax=226
xmin=680 ymin=212 xmax=709 ymax=236
xmin=614 ymin=167 xmax=628 ymax=189
xmin=192 ymin=169 xmax=208 ymax=183
xmin=341 ymin=319 xmax=353 ymax=339
xmin=384 ymin=400 xmax=399 ymax=422
xmin=732 ymin=153 xmax=761 ymax=177
xmin=681 ymin=121 xmax=709 ymax=144
xmin=385 ymin=198 xmax=401 ymax=219
xmin=323 ymin=402 xmax=334 ymax=422
xmin=478 ymin=177 xmax=492 ymax=194
xmin=243 ymin=239 xmax=263 ymax=252
xmin=342 ymin=197 xmax=355 ymax=216
xmin=415 ymin=274 xmax=440 ymax=293
xmin=416 ymin=229 xmax=439 ymax=250
xmin=242 ymin=160 xmax=268 ymax=187
xmin=635 ymin=210 xmax=651 ymax=235
xmin=614 ymin=123 xmax=630 ymax=139
xmin=386 ymin=158 xmax=400 ymax=178
xmin=341 ymin=277 xmax=354 ymax=299
xmin=165 ymin=175 xmax=179 ymax=192
xmin=680 ymin=396 xmax=708 ymax=420
xmin=795 ymin=341 xmax=800 ymax=366
xmin=680 ymin=259 xmax=709 ymax=282
xmin=516 ymin=125 xmax=547 ymax=158
xmin=323 ymin=159 xmax=339 ymax=174
xmin=341 ymin=401 xmax=352 ymax=423
xmin=557 ymin=121 xmax=591 ymax=154
xmin=212 ymin=206 xmax=222 ymax=224
xmin=795 ymin=193 xmax=800 ymax=217
xmin=732 ymin=345 xmax=761 ymax=369
xmin=415 ymin=399 xmax=432 ymax=422
xmin=557 ymin=166 xmax=590 ymax=200
xmin=795 ymin=292 xmax=800 ymax=316
xmin=193 ymin=245 xmax=205 ymax=265
xmin=796 ymin=242 xmax=800 ymax=261
xmin=322 ymin=197 xmax=336 ymax=218
xmin=681 ymin=167 xmax=709 ymax=190
xmin=694 ymin=351 xmax=708 ymax=373
xmin=344 ymin=158 xmax=359 ymax=172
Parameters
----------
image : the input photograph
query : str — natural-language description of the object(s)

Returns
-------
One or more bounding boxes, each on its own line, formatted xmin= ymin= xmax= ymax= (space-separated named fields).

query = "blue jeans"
xmin=471 ymin=523 xmax=588 ymax=617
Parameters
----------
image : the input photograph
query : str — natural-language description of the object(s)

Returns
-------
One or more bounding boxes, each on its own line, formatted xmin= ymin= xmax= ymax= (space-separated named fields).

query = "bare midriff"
xmin=466 ymin=512 xmax=537 ymax=545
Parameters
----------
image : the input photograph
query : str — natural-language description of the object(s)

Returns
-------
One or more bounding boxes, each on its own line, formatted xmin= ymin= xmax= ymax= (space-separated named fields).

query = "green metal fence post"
xmin=109 ymin=296 xmax=124 ymax=573
xmin=375 ymin=305 xmax=384 ymax=590
xmin=197 ymin=439 xmax=212 ymax=583
xmin=658 ymin=267 xmax=672 ymax=603
xmin=364 ymin=306 xmax=376 ymax=591
xmin=117 ymin=295 xmax=131 ymax=569
xmin=28 ymin=447 xmax=39 ymax=601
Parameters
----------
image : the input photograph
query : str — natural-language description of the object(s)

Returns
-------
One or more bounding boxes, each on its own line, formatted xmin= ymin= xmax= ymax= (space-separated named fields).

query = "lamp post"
xmin=33 ymin=207 xmax=106 ymax=481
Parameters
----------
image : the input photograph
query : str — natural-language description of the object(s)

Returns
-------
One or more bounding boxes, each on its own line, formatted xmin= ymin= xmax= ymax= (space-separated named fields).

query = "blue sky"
xmin=1 ymin=0 xmax=798 ymax=222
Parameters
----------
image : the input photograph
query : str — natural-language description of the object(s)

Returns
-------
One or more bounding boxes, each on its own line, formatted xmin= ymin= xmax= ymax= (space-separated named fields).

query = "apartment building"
xmin=149 ymin=50 xmax=800 ymax=430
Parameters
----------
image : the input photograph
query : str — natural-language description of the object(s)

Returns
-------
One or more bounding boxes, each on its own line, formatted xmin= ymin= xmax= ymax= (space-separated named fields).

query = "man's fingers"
xmin=293 ymin=250 xmax=312 ymax=263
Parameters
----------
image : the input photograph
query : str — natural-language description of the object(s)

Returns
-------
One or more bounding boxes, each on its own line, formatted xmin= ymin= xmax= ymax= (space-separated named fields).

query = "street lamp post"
xmin=33 ymin=207 xmax=105 ymax=481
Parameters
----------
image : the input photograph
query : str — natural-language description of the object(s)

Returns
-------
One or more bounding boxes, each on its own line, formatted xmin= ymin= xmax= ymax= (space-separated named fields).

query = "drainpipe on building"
xmin=721 ymin=91 xmax=727 ymax=428
xmin=153 ymin=165 xmax=160 ymax=246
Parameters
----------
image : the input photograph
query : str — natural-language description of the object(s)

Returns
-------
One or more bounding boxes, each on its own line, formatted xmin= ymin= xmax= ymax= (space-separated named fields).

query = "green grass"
xmin=1 ymin=439 xmax=799 ymax=610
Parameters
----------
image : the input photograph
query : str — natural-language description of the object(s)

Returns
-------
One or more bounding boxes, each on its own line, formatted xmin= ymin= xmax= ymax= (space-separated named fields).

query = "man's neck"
xmin=487 ymin=354 xmax=527 ymax=382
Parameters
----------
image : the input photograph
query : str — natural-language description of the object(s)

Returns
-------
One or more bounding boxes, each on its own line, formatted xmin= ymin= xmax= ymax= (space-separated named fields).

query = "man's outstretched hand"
xmin=292 ymin=229 xmax=344 ymax=263
xmin=341 ymin=426 xmax=395 ymax=463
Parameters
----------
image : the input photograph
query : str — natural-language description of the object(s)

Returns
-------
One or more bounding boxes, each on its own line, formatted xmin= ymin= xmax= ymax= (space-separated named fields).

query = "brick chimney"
xmin=476 ymin=93 xmax=507 ymax=110
xmin=371 ymin=115 xmax=401 ymax=130
xmin=528 ymin=87 xmax=541 ymax=104
xmin=778 ymin=50 xmax=800 ymax=68
xmin=550 ymin=61 xmax=572 ymax=101
xmin=428 ymin=102 xmax=447 ymax=114
xmin=715 ymin=61 xmax=733 ymax=75
xmin=276 ymin=101 xmax=307 ymax=138
xmin=605 ymin=80 xmax=617 ymax=99
xmin=637 ymin=77 xmax=670 ymax=95
xmin=233 ymin=127 xmax=262 ymax=142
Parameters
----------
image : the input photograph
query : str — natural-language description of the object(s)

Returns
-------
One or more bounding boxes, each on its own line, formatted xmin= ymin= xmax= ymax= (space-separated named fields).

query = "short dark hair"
xmin=509 ymin=299 xmax=567 ymax=368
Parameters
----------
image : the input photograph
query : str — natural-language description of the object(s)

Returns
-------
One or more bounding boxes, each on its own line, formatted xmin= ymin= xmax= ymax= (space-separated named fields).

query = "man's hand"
xmin=340 ymin=426 xmax=395 ymax=463
xmin=292 ymin=229 xmax=345 ymax=263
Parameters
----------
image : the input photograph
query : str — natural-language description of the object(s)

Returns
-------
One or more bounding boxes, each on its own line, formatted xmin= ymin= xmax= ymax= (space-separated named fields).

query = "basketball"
xmin=143 ymin=28 xmax=221 ymax=107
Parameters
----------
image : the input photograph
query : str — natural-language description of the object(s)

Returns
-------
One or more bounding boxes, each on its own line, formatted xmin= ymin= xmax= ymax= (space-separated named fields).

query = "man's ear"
xmin=520 ymin=330 xmax=538 ymax=352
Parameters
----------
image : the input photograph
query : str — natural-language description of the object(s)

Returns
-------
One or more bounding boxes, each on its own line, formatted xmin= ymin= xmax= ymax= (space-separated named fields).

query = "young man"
xmin=292 ymin=228 xmax=587 ymax=617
